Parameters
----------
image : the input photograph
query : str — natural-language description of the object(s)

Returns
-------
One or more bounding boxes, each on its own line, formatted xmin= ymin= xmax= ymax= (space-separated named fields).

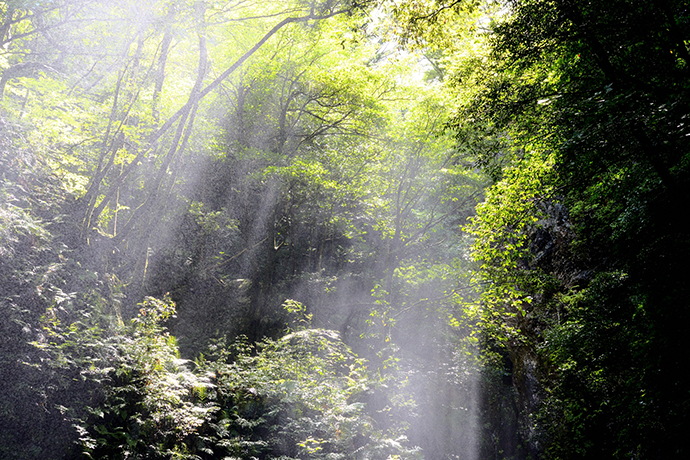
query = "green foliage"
xmin=72 ymin=296 xmax=215 ymax=460
xmin=537 ymin=272 xmax=653 ymax=459
xmin=72 ymin=316 xmax=421 ymax=460
xmin=195 ymin=329 xmax=422 ymax=460
xmin=437 ymin=0 xmax=690 ymax=457
xmin=2 ymin=2 xmax=491 ymax=459
xmin=466 ymin=149 xmax=556 ymax=347
xmin=0 ymin=116 xmax=98 ymax=460
xmin=283 ymin=299 xmax=313 ymax=331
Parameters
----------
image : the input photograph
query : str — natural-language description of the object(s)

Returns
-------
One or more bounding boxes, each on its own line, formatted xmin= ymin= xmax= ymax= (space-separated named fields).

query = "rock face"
xmin=529 ymin=202 xmax=590 ymax=289
xmin=483 ymin=200 xmax=592 ymax=460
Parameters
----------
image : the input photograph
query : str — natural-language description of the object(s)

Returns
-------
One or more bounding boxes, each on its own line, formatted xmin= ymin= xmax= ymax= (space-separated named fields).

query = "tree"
xmin=1 ymin=2 xmax=492 ymax=459
xmin=450 ymin=0 xmax=690 ymax=457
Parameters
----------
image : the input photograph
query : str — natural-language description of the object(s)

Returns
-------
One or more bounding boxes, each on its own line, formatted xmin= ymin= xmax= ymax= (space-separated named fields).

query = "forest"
xmin=0 ymin=0 xmax=688 ymax=459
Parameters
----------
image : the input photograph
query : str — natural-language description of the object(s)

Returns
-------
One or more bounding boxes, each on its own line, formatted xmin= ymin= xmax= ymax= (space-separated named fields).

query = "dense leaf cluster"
xmin=443 ymin=0 xmax=690 ymax=458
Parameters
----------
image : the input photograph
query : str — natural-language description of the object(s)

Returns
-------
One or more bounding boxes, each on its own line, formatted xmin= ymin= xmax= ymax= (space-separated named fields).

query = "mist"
xmin=0 ymin=1 xmax=498 ymax=459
